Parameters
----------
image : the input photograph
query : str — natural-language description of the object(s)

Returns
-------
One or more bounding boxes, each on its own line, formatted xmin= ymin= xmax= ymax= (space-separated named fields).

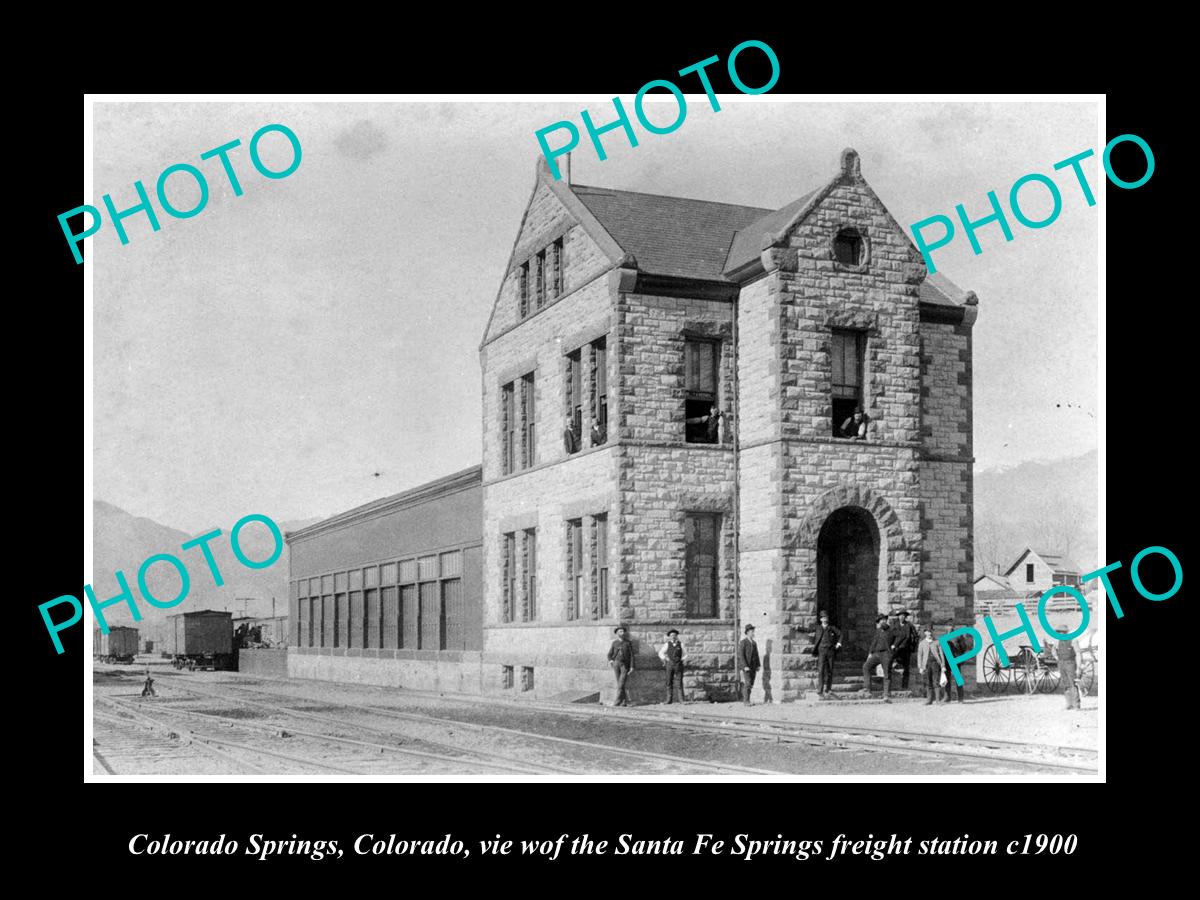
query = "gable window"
xmin=1026 ymin=563 xmax=1035 ymax=583
xmin=831 ymin=329 xmax=865 ymax=437
xmin=833 ymin=227 xmax=864 ymax=266
xmin=684 ymin=513 xmax=720 ymax=618
xmin=550 ymin=238 xmax=563 ymax=298
xmin=684 ymin=339 xmax=720 ymax=444
xmin=518 ymin=263 xmax=530 ymax=319
xmin=534 ymin=251 xmax=546 ymax=310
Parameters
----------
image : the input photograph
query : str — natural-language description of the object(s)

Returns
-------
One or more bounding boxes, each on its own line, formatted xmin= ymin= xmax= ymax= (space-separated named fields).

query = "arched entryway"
xmin=816 ymin=506 xmax=881 ymax=656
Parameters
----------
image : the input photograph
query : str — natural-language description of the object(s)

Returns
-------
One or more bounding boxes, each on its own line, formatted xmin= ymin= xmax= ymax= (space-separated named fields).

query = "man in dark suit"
xmin=738 ymin=624 xmax=761 ymax=706
xmin=943 ymin=626 xmax=968 ymax=703
xmin=891 ymin=609 xmax=919 ymax=690
xmin=813 ymin=610 xmax=842 ymax=698
xmin=606 ymin=625 xmax=635 ymax=707
xmin=658 ymin=628 xmax=688 ymax=704
xmin=862 ymin=614 xmax=895 ymax=702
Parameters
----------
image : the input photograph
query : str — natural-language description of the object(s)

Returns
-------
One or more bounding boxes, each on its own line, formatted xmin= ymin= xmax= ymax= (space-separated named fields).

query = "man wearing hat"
xmin=916 ymin=626 xmax=945 ymax=704
xmin=862 ymin=614 xmax=895 ymax=702
xmin=813 ymin=611 xmax=842 ymax=698
xmin=738 ymin=624 xmax=761 ymax=706
xmin=891 ymin=609 xmax=919 ymax=691
xmin=606 ymin=625 xmax=635 ymax=707
xmin=658 ymin=629 xmax=688 ymax=704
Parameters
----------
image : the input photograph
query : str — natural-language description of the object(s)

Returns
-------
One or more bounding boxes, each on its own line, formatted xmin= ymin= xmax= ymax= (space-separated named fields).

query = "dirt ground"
xmin=637 ymin=694 xmax=1099 ymax=750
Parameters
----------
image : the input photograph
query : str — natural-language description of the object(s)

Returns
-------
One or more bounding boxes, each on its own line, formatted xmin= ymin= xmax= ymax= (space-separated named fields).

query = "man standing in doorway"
xmin=813 ymin=610 xmax=842 ymax=699
xmin=658 ymin=628 xmax=688 ymax=704
xmin=739 ymin=625 xmax=761 ymax=706
xmin=863 ymin=614 xmax=895 ymax=702
xmin=607 ymin=625 xmax=635 ymax=707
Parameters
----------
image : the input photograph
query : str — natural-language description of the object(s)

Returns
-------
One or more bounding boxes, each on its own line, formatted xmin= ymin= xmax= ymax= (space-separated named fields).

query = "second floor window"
xmin=592 ymin=337 xmax=608 ymax=446
xmin=567 ymin=350 xmax=582 ymax=453
xmin=521 ymin=374 xmax=536 ymax=468
xmin=501 ymin=382 xmax=516 ymax=474
xmin=831 ymin=329 xmax=865 ymax=438
xmin=1026 ymin=563 xmax=1035 ymax=583
xmin=684 ymin=339 xmax=720 ymax=444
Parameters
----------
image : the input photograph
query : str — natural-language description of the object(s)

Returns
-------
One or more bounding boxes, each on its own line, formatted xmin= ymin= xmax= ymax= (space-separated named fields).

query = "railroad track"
xmin=220 ymin=678 xmax=1098 ymax=774
xmin=156 ymin=681 xmax=791 ymax=776
xmin=96 ymin=694 xmax=548 ymax=776
xmin=93 ymin=705 xmax=270 ymax=774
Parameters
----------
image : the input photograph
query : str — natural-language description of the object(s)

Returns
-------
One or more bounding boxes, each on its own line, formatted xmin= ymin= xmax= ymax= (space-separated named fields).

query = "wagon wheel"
xmin=1011 ymin=649 xmax=1032 ymax=693
xmin=1034 ymin=664 xmax=1061 ymax=693
xmin=982 ymin=644 xmax=1012 ymax=693
xmin=1077 ymin=658 xmax=1097 ymax=696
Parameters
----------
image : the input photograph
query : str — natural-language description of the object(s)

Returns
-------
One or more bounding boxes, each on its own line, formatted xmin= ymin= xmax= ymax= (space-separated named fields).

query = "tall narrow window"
xmin=550 ymin=237 xmax=563 ymax=297
xmin=592 ymin=337 xmax=608 ymax=446
xmin=684 ymin=513 xmax=720 ymax=618
xmin=419 ymin=580 xmax=439 ymax=650
xmin=568 ymin=518 xmax=583 ymax=619
xmin=501 ymin=382 xmax=516 ymax=474
xmin=684 ymin=339 xmax=720 ymax=444
xmin=534 ymin=251 xmax=546 ymax=309
xmin=401 ymin=582 xmax=418 ymax=649
xmin=528 ymin=528 xmax=542 ymax=619
xmin=1026 ymin=563 xmax=1035 ymax=584
xmin=521 ymin=373 xmax=536 ymax=468
xmin=503 ymin=532 xmax=517 ymax=623
xmin=518 ymin=262 xmax=530 ymax=319
xmin=567 ymin=350 xmax=582 ymax=453
xmin=831 ymin=329 xmax=865 ymax=436
xmin=595 ymin=514 xmax=610 ymax=619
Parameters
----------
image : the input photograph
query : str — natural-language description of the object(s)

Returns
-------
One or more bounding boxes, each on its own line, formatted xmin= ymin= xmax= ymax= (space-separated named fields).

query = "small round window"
xmin=833 ymin=227 xmax=865 ymax=266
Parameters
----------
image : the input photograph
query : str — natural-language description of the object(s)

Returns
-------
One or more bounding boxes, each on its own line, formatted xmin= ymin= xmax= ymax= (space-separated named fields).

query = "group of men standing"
xmin=604 ymin=611 xmax=976 ymax=707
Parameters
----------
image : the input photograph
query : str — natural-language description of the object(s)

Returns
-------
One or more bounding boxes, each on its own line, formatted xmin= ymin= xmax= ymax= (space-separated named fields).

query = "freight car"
xmin=94 ymin=626 xmax=139 ymax=664
xmin=166 ymin=610 xmax=235 ymax=671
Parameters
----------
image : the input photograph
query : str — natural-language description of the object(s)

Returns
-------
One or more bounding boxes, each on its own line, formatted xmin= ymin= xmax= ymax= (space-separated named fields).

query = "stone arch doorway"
xmin=816 ymin=506 xmax=882 ymax=656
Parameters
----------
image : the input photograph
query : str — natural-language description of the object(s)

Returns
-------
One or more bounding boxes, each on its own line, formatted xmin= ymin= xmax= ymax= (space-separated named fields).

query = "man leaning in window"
xmin=839 ymin=406 xmax=869 ymax=440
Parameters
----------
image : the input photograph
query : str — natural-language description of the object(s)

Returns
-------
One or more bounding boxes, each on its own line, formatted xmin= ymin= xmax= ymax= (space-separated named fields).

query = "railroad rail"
xmin=221 ymin=678 xmax=1098 ymax=774
xmin=97 ymin=694 xmax=548 ymax=776
xmin=156 ymin=681 xmax=791 ymax=776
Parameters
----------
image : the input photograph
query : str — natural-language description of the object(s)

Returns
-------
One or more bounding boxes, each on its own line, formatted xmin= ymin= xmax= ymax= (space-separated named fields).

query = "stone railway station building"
xmin=286 ymin=148 xmax=978 ymax=703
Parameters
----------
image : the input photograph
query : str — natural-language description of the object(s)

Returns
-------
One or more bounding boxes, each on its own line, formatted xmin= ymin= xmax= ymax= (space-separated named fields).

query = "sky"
xmin=91 ymin=99 xmax=1099 ymax=533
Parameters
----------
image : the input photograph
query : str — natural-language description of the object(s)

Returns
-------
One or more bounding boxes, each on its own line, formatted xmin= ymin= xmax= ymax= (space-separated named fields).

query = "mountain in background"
xmin=973 ymin=449 xmax=1099 ymax=578
xmin=92 ymin=501 xmax=321 ymax=640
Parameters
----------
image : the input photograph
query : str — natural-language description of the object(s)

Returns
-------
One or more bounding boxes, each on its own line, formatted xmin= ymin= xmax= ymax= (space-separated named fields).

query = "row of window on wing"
xmin=290 ymin=551 xmax=466 ymax=652
xmin=518 ymin=237 xmax=565 ymax=319
xmin=500 ymin=512 xmax=719 ymax=623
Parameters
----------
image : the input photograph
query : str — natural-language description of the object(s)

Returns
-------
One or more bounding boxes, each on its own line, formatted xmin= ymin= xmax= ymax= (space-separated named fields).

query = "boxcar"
xmin=167 ymin=610 xmax=235 ymax=670
xmin=93 ymin=626 xmax=139 ymax=664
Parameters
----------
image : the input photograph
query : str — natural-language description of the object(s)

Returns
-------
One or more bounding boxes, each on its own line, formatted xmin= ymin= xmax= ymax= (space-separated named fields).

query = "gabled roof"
xmin=571 ymin=184 xmax=771 ymax=281
xmin=569 ymin=178 xmax=967 ymax=306
xmin=1003 ymin=547 xmax=1081 ymax=578
xmin=973 ymin=573 xmax=1011 ymax=591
